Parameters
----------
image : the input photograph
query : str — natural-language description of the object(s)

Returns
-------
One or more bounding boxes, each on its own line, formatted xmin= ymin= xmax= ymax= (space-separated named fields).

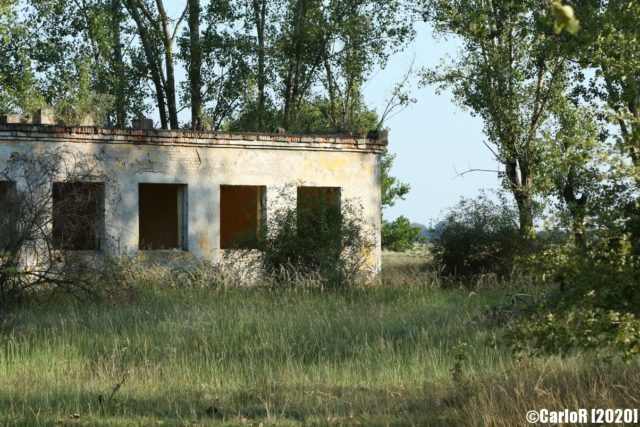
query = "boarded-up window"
xmin=52 ymin=182 xmax=104 ymax=250
xmin=220 ymin=185 xmax=265 ymax=249
xmin=0 ymin=181 xmax=17 ymax=250
xmin=139 ymin=183 xmax=187 ymax=250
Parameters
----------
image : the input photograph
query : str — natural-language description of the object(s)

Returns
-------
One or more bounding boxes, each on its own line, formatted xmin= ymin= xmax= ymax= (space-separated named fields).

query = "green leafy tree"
xmin=1 ymin=0 xmax=146 ymax=126
xmin=422 ymin=0 xmax=571 ymax=239
xmin=432 ymin=193 xmax=522 ymax=278
xmin=53 ymin=60 xmax=115 ymax=126
xmin=506 ymin=1 xmax=640 ymax=360
xmin=380 ymin=148 xmax=423 ymax=251
xmin=179 ymin=0 xmax=254 ymax=130
xmin=382 ymin=215 xmax=423 ymax=252
xmin=0 ymin=0 xmax=46 ymax=114
xmin=381 ymin=148 xmax=409 ymax=209
xmin=124 ymin=0 xmax=187 ymax=129
xmin=226 ymin=0 xmax=415 ymax=133
xmin=572 ymin=0 xmax=640 ymax=251
xmin=542 ymin=98 xmax=604 ymax=250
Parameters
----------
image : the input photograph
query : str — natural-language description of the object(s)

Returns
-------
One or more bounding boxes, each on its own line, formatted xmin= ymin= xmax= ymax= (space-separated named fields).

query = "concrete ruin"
xmin=0 ymin=122 xmax=386 ymax=272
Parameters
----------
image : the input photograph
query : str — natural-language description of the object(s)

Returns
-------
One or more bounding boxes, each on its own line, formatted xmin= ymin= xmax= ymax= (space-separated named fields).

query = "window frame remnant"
xmin=52 ymin=182 xmax=105 ymax=251
xmin=296 ymin=186 xmax=343 ymax=263
xmin=219 ymin=185 xmax=266 ymax=249
xmin=0 ymin=181 xmax=17 ymax=250
xmin=138 ymin=183 xmax=188 ymax=251
xmin=296 ymin=186 xmax=342 ymax=229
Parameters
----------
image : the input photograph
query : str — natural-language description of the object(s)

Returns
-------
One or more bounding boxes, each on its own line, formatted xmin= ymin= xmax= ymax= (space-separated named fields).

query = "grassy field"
xmin=1 ymin=253 xmax=639 ymax=426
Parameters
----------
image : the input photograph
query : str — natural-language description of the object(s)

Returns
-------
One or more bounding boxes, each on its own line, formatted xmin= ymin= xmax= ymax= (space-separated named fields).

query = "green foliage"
xmin=432 ymin=193 xmax=522 ymax=278
xmin=380 ymin=149 xmax=421 ymax=252
xmin=287 ymin=98 xmax=379 ymax=136
xmin=422 ymin=0 xmax=570 ymax=238
xmin=53 ymin=60 xmax=115 ymax=126
xmin=503 ymin=0 xmax=640 ymax=360
xmin=382 ymin=215 xmax=423 ymax=252
xmin=2 ymin=0 xmax=415 ymax=131
xmin=230 ymin=187 xmax=374 ymax=289
xmin=508 ymin=239 xmax=640 ymax=361
xmin=0 ymin=0 xmax=45 ymax=115
xmin=539 ymin=99 xmax=605 ymax=248
xmin=381 ymin=148 xmax=410 ymax=209
xmin=1 ymin=0 xmax=145 ymax=125
xmin=549 ymin=1 xmax=579 ymax=34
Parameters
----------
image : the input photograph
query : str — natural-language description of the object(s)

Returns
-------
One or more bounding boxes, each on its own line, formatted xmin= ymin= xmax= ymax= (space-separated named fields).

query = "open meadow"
xmin=1 ymin=252 xmax=639 ymax=426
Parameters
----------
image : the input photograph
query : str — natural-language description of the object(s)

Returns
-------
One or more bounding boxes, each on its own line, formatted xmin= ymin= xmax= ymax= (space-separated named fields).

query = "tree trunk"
xmin=156 ymin=0 xmax=179 ymax=129
xmin=506 ymin=158 xmax=534 ymax=239
xmin=514 ymin=193 xmax=534 ymax=239
xmin=125 ymin=0 xmax=168 ymax=129
xmin=252 ymin=0 xmax=266 ymax=131
xmin=282 ymin=0 xmax=304 ymax=131
xmin=111 ymin=0 xmax=126 ymax=128
xmin=188 ymin=0 xmax=202 ymax=130
xmin=562 ymin=173 xmax=589 ymax=251
xmin=324 ymin=59 xmax=337 ymax=130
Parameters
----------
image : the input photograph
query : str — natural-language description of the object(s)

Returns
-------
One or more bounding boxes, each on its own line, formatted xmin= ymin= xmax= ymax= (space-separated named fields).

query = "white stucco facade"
xmin=0 ymin=125 xmax=385 ymax=272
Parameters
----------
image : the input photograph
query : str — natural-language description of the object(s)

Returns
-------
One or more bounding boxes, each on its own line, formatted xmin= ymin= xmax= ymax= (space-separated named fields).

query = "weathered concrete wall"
xmin=0 ymin=125 xmax=385 ymax=272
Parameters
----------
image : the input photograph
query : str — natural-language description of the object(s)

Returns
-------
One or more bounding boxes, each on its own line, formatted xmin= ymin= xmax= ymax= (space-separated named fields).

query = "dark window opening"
xmin=297 ymin=186 xmax=341 ymax=237
xmin=139 ymin=183 xmax=187 ymax=250
xmin=297 ymin=186 xmax=341 ymax=229
xmin=296 ymin=186 xmax=342 ymax=265
xmin=220 ymin=185 xmax=266 ymax=249
xmin=52 ymin=182 xmax=104 ymax=250
xmin=0 ymin=181 xmax=17 ymax=250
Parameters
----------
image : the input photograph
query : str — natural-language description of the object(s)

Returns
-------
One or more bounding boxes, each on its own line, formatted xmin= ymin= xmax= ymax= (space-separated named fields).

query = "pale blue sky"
xmin=368 ymin=22 xmax=502 ymax=225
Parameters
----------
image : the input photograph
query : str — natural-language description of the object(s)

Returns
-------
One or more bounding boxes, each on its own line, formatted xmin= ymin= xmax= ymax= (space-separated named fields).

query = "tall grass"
xmin=0 ymin=254 xmax=638 ymax=426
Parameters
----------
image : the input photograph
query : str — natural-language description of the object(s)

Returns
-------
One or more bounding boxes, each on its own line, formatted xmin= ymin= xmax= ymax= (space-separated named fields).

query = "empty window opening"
xmin=297 ymin=186 xmax=341 ymax=235
xmin=220 ymin=185 xmax=266 ymax=249
xmin=52 ymin=182 xmax=104 ymax=250
xmin=0 ymin=181 xmax=17 ymax=250
xmin=139 ymin=183 xmax=187 ymax=250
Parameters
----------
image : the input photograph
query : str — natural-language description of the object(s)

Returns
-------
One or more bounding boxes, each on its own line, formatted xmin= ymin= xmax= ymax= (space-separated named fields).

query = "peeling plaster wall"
xmin=0 ymin=126 xmax=384 ymax=272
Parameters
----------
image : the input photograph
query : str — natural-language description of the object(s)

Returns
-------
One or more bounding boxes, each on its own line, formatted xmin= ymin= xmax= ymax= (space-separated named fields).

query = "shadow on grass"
xmin=0 ymin=382 xmax=464 ymax=426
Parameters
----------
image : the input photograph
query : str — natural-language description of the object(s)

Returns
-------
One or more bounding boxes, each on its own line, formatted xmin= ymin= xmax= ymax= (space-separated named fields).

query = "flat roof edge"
xmin=0 ymin=124 xmax=388 ymax=153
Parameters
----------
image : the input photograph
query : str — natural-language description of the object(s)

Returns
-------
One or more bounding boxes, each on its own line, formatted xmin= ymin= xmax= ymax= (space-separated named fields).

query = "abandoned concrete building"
xmin=0 ymin=119 xmax=386 ymax=272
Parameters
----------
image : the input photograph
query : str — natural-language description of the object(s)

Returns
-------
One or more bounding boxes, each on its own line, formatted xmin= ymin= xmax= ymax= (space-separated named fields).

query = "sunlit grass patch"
xmin=1 ymin=256 xmax=638 ymax=425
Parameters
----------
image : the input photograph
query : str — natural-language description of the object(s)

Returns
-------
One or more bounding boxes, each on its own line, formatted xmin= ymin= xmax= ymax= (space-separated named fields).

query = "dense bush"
xmin=432 ymin=194 xmax=522 ymax=278
xmin=227 ymin=188 xmax=375 ymax=288
xmin=508 ymin=236 xmax=640 ymax=360
xmin=382 ymin=215 xmax=423 ymax=252
xmin=504 ymin=182 xmax=640 ymax=360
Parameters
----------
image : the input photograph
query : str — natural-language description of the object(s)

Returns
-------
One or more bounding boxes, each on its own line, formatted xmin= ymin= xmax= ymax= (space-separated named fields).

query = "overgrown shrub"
xmin=0 ymin=149 xmax=108 ymax=321
xmin=507 ymin=238 xmax=640 ymax=360
xmin=382 ymin=215 xmax=424 ymax=252
xmin=227 ymin=187 xmax=375 ymax=289
xmin=432 ymin=193 xmax=522 ymax=278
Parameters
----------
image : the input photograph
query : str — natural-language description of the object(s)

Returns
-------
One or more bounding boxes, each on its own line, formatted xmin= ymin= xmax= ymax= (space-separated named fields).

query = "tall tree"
xmin=543 ymin=98 xmax=604 ymax=249
xmin=578 ymin=0 xmax=639 ymax=177
xmin=423 ymin=0 xmax=570 ymax=238
xmin=1 ymin=0 xmax=148 ymax=126
xmin=124 ymin=0 xmax=186 ymax=129
xmin=250 ymin=0 xmax=268 ymax=130
xmin=184 ymin=0 xmax=253 ymax=130
xmin=187 ymin=0 xmax=202 ymax=129
xmin=0 ymin=0 xmax=45 ymax=114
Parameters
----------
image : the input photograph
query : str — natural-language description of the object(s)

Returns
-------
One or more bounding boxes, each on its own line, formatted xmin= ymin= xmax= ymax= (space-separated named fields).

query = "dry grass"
xmin=0 ymin=252 xmax=638 ymax=426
